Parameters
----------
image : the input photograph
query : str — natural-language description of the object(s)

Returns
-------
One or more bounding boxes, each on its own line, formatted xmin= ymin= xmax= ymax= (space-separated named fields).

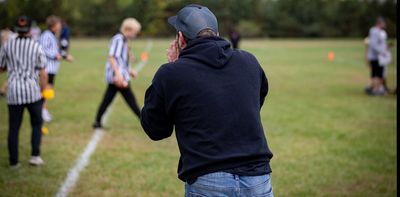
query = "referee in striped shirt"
xmin=0 ymin=16 xmax=49 ymax=168
xmin=93 ymin=18 xmax=142 ymax=129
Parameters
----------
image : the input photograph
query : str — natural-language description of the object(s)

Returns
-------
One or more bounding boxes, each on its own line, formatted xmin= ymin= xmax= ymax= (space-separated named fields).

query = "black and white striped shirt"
xmin=0 ymin=36 xmax=46 ymax=105
xmin=105 ymin=33 xmax=130 ymax=84
xmin=39 ymin=30 xmax=60 ymax=74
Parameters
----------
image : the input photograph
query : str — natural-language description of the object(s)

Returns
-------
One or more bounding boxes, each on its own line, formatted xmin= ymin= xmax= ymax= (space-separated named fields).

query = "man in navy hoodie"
xmin=141 ymin=4 xmax=274 ymax=197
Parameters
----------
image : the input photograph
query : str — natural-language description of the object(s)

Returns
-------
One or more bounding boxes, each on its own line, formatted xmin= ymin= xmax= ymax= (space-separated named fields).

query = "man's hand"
xmin=65 ymin=54 xmax=74 ymax=62
xmin=166 ymin=40 xmax=179 ymax=63
xmin=114 ymin=72 xmax=124 ymax=84
xmin=56 ymin=54 xmax=62 ymax=61
xmin=113 ymin=72 xmax=128 ymax=88
xmin=114 ymin=80 xmax=128 ymax=88
xmin=130 ymin=70 xmax=138 ymax=78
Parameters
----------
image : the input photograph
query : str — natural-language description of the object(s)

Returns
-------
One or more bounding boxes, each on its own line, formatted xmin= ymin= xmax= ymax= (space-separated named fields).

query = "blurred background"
xmin=0 ymin=0 xmax=397 ymax=38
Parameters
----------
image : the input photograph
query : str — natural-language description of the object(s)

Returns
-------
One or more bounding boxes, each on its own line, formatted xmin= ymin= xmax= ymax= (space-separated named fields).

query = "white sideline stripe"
xmin=55 ymin=106 xmax=112 ymax=197
xmin=55 ymin=40 xmax=153 ymax=197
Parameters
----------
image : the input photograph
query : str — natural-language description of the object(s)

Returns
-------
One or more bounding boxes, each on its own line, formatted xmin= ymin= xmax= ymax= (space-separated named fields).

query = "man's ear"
xmin=178 ymin=31 xmax=187 ymax=48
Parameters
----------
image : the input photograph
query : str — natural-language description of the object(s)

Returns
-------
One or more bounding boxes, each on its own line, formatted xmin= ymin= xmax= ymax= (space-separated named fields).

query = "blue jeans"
xmin=185 ymin=172 xmax=274 ymax=197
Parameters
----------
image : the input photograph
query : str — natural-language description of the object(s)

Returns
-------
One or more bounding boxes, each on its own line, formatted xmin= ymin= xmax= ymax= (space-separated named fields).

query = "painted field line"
xmin=55 ymin=106 xmax=112 ymax=197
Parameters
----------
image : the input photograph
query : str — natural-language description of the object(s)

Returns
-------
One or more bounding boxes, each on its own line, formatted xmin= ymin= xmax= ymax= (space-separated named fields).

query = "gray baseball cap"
xmin=168 ymin=4 xmax=218 ymax=40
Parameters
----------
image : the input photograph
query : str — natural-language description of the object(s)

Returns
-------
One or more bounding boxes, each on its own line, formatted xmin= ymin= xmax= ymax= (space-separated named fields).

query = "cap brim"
xmin=168 ymin=16 xmax=178 ymax=31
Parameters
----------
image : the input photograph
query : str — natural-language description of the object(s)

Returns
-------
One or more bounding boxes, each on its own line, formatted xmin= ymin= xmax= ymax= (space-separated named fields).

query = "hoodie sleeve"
xmin=246 ymin=51 xmax=268 ymax=108
xmin=260 ymin=68 xmax=269 ymax=108
xmin=141 ymin=82 xmax=174 ymax=141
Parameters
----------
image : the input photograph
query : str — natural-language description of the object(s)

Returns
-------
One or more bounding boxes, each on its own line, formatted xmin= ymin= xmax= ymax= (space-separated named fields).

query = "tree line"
xmin=0 ymin=0 xmax=397 ymax=38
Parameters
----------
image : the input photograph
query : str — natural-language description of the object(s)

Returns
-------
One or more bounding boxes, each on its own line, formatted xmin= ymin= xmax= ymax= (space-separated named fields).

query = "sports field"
xmin=0 ymin=39 xmax=397 ymax=197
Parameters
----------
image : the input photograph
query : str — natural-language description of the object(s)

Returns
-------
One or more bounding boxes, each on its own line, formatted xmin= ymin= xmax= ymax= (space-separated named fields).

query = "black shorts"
xmin=370 ymin=60 xmax=384 ymax=78
xmin=48 ymin=73 xmax=56 ymax=85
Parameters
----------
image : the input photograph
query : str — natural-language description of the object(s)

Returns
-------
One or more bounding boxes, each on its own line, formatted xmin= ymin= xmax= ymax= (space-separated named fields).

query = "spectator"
xmin=141 ymin=4 xmax=274 ymax=196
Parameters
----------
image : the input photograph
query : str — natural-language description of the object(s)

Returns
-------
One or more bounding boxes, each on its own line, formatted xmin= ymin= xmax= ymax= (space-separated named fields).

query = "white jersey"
xmin=0 ymin=36 xmax=47 ymax=105
xmin=39 ymin=30 xmax=60 ymax=74
xmin=105 ymin=33 xmax=131 ymax=84
xmin=377 ymin=31 xmax=391 ymax=66
xmin=367 ymin=27 xmax=387 ymax=61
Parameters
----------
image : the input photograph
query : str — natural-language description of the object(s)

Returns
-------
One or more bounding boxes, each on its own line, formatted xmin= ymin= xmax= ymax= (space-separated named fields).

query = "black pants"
xmin=95 ymin=84 xmax=141 ymax=123
xmin=8 ymin=100 xmax=43 ymax=165
xmin=48 ymin=73 xmax=56 ymax=86
xmin=370 ymin=60 xmax=384 ymax=78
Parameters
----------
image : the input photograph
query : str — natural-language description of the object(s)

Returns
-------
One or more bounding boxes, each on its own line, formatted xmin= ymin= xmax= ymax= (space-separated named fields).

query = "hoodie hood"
xmin=179 ymin=36 xmax=233 ymax=68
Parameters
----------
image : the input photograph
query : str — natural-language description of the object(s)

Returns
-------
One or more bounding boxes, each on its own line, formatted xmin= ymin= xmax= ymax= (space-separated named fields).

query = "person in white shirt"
xmin=366 ymin=17 xmax=389 ymax=96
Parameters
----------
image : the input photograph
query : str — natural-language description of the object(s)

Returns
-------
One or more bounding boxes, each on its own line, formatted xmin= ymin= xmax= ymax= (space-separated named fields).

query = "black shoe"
xmin=92 ymin=122 xmax=103 ymax=129
xmin=364 ymin=86 xmax=373 ymax=95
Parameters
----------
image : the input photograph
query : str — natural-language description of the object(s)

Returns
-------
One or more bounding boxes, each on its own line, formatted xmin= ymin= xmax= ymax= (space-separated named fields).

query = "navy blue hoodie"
xmin=141 ymin=36 xmax=273 ymax=182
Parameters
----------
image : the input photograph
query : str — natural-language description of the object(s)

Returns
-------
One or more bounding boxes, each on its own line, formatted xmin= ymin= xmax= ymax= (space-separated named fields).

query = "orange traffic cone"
xmin=140 ymin=52 xmax=149 ymax=62
xmin=328 ymin=51 xmax=335 ymax=61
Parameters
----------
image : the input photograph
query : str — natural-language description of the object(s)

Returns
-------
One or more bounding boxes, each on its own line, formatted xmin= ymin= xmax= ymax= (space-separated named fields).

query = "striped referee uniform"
xmin=0 ymin=36 xmax=47 ymax=165
xmin=0 ymin=36 xmax=46 ymax=104
xmin=39 ymin=30 xmax=60 ymax=75
xmin=93 ymin=33 xmax=140 ymax=127
xmin=105 ymin=33 xmax=130 ymax=83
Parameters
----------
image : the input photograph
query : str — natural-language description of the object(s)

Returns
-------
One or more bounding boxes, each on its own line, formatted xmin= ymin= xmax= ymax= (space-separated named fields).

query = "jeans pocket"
xmin=246 ymin=174 xmax=274 ymax=197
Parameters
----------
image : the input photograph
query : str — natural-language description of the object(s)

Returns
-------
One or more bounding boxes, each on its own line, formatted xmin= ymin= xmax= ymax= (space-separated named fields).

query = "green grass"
xmin=0 ymin=38 xmax=397 ymax=197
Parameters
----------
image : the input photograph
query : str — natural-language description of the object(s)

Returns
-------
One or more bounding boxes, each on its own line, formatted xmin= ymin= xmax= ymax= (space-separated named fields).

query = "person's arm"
xmin=36 ymin=45 xmax=48 ymax=90
xmin=141 ymin=83 xmax=174 ymax=141
xmin=247 ymin=52 xmax=268 ymax=108
xmin=108 ymin=37 xmax=127 ymax=87
xmin=108 ymin=56 xmax=125 ymax=86
xmin=0 ymin=45 xmax=6 ymax=73
xmin=260 ymin=68 xmax=268 ymax=108
xmin=39 ymin=68 xmax=48 ymax=91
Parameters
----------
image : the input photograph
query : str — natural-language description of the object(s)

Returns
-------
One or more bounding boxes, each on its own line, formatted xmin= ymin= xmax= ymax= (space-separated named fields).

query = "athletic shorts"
xmin=48 ymin=74 xmax=56 ymax=85
xmin=370 ymin=60 xmax=384 ymax=78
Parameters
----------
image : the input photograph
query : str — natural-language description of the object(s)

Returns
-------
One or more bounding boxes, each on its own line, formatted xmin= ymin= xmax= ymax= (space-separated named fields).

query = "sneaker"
xmin=42 ymin=108 xmax=52 ymax=122
xmin=10 ymin=163 xmax=21 ymax=169
xmin=29 ymin=156 xmax=44 ymax=166
xmin=92 ymin=122 xmax=103 ymax=129
xmin=364 ymin=86 xmax=373 ymax=95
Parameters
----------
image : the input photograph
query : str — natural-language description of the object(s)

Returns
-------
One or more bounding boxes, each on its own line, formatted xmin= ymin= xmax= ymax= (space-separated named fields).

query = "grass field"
xmin=0 ymin=38 xmax=397 ymax=197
